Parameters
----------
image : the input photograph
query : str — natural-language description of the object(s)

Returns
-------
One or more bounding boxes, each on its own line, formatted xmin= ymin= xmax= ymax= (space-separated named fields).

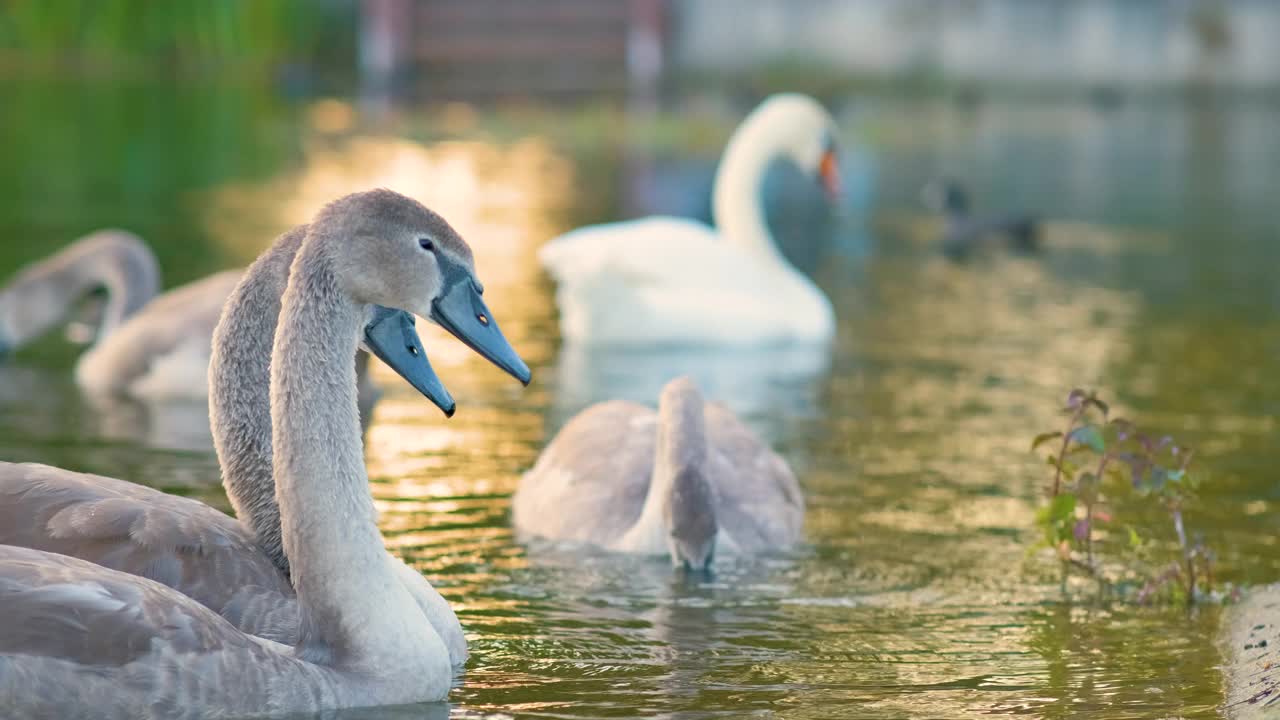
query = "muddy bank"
xmin=1223 ymin=585 xmax=1280 ymax=716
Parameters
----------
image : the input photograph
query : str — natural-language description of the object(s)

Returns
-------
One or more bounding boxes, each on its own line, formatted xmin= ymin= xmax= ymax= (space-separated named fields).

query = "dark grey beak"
xmin=430 ymin=276 xmax=532 ymax=386
xmin=675 ymin=550 xmax=716 ymax=579
xmin=362 ymin=306 xmax=455 ymax=417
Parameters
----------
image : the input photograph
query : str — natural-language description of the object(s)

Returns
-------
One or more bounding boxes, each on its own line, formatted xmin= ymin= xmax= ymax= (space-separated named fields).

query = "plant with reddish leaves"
xmin=1030 ymin=389 xmax=1227 ymax=604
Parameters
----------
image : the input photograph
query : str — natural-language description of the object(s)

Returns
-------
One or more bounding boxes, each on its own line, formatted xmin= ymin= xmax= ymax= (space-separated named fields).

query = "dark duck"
xmin=922 ymin=178 xmax=1040 ymax=260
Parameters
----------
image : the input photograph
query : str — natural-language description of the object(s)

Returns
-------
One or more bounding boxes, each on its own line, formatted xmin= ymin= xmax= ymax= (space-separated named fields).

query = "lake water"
xmin=1 ymin=79 xmax=1278 ymax=718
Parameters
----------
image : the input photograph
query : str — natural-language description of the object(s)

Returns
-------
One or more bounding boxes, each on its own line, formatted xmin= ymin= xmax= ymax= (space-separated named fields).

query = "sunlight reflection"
xmin=203 ymin=117 xmax=570 ymax=537
xmin=551 ymin=341 xmax=831 ymax=439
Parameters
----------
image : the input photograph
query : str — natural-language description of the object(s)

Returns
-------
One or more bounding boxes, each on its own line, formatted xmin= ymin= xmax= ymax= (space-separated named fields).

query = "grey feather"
xmin=514 ymin=400 xmax=657 ymax=542
xmin=0 ymin=189 xmax=472 ymax=716
xmin=514 ymin=378 xmax=804 ymax=561
xmin=0 ymin=461 xmax=299 ymax=641
xmin=210 ymin=227 xmax=306 ymax=575
xmin=704 ymin=402 xmax=805 ymax=550
xmin=0 ymin=545 xmax=334 ymax=720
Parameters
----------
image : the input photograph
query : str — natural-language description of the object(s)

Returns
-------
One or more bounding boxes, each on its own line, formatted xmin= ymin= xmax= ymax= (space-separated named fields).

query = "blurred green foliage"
xmin=0 ymin=2 xmax=360 ymax=291
xmin=0 ymin=75 xmax=303 ymax=290
xmin=0 ymin=0 xmax=355 ymax=76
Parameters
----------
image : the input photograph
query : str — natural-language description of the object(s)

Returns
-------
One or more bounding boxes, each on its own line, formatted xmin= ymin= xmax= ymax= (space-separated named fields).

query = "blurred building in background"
xmin=2 ymin=0 xmax=1280 ymax=101
xmin=672 ymin=0 xmax=1280 ymax=94
xmin=360 ymin=0 xmax=665 ymax=99
xmin=3 ymin=1 xmax=1277 ymax=100
xmin=360 ymin=0 xmax=1280 ymax=100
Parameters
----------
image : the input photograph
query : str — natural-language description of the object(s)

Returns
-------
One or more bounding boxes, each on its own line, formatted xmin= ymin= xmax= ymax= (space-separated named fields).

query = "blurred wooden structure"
xmin=363 ymin=0 xmax=1280 ymax=99
xmin=360 ymin=0 xmax=666 ymax=100
xmin=674 ymin=0 xmax=1280 ymax=94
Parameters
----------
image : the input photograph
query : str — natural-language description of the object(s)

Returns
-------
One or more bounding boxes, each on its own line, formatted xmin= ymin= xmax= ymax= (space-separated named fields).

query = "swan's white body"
xmin=542 ymin=218 xmax=833 ymax=344
xmin=514 ymin=377 xmax=804 ymax=569
xmin=0 ymin=224 xmax=467 ymax=665
xmin=0 ymin=190 xmax=507 ymax=715
xmin=540 ymin=94 xmax=839 ymax=346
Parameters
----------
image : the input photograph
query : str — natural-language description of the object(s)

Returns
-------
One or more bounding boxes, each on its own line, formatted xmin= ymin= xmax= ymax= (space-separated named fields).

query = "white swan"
xmin=539 ymin=93 xmax=842 ymax=346
xmin=514 ymin=376 xmax=803 ymax=569
xmin=0 ymin=229 xmax=245 ymax=399
xmin=0 ymin=189 xmax=530 ymax=715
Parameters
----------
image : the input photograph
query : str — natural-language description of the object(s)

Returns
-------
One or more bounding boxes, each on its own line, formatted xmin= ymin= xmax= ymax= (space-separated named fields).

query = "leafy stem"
xmin=1051 ymin=407 xmax=1084 ymax=497
xmin=1029 ymin=389 xmax=1216 ymax=606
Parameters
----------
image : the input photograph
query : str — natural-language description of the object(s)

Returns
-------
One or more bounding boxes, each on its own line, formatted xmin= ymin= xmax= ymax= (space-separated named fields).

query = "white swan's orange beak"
xmin=818 ymin=147 xmax=842 ymax=203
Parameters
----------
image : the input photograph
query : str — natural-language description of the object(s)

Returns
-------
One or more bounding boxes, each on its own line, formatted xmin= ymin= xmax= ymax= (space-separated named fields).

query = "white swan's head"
xmin=734 ymin=93 xmax=842 ymax=201
xmin=313 ymin=189 xmax=531 ymax=386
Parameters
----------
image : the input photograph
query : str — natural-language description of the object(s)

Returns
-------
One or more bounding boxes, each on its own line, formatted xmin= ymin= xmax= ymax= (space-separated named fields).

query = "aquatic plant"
xmin=1030 ymin=389 xmax=1229 ymax=605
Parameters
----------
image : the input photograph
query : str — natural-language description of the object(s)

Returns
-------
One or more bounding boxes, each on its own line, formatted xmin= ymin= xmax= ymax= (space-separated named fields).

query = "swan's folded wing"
xmin=0 ymin=545 xmax=260 ymax=663
xmin=539 ymin=217 xmax=732 ymax=287
xmin=0 ymin=545 xmax=293 ymax=717
xmin=705 ymin=403 xmax=804 ymax=551
xmin=539 ymin=217 xmax=813 ymax=344
xmin=513 ymin=401 xmax=657 ymax=545
xmin=0 ymin=462 xmax=296 ymax=641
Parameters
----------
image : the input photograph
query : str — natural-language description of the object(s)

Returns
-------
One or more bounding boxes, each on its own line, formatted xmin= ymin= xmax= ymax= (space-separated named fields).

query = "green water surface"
xmin=0 ymin=78 xmax=1278 ymax=719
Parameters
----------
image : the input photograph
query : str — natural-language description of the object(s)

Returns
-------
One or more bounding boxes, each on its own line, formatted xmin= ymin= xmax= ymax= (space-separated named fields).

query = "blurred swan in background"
xmin=540 ymin=93 xmax=842 ymax=345
xmin=515 ymin=376 xmax=803 ymax=570
xmin=0 ymin=229 xmax=240 ymax=398
xmin=0 ymin=190 xmax=531 ymax=715
xmin=0 ymin=230 xmax=394 ymax=413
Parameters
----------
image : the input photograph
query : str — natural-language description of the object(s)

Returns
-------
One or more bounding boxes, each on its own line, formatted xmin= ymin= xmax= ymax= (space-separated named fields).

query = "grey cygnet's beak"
xmin=362 ymin=306 xmax=456 ymax=418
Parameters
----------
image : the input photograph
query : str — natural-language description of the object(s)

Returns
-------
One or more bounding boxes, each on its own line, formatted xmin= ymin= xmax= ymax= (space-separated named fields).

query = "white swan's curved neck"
xmin=712 ymin=121 xmax=783 ymax=263
xmin=271 ymin=244 xmax=435 ymax=669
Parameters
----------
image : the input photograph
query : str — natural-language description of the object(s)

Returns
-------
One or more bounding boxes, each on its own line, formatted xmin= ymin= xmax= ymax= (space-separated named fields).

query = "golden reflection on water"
xmin=3 ymin=88 xmax=1276 ymax=717
xmin=202 ymin=113 xmax=574 ymax=596
xmin=838 ymin=215 xmax=1142 ymax=470
xmin=203 ymin=112 xmax=571 ymax=368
